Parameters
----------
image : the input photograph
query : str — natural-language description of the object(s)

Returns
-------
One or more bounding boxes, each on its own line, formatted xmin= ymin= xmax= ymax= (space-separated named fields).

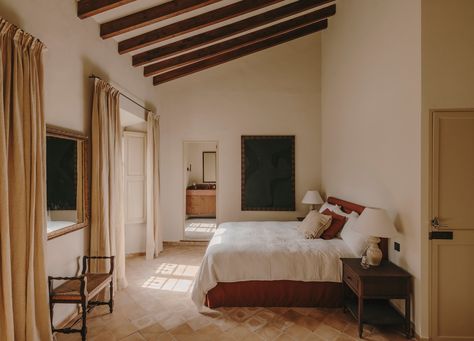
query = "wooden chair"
xmin=48 ymin=256 xmax=114 ymax=341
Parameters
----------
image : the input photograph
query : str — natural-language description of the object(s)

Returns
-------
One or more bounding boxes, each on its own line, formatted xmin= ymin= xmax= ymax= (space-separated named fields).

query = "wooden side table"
xmin=340 ymin=258 xmax=412 ymax=338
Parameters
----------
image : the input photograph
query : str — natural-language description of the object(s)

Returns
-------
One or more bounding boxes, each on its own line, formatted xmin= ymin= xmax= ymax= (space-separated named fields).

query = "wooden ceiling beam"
xmin=118 ymin=0 xmax=285 ymax=54
xmin=100 ymin=0 xmax=223 ymax=39
xmin=77 ymin=0 xmax=136 ymax=19
xmin=144 ymin=11 xmax=331 ymax=77
xmin=153 ymin=20 xmax=328 ymax=85
xmin=133 ymin=0 xmax=335 ymax=67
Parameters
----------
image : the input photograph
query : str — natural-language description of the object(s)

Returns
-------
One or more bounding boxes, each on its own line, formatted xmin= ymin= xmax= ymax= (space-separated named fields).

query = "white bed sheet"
xmin=191 ymin=221 xmax=355 ymax=308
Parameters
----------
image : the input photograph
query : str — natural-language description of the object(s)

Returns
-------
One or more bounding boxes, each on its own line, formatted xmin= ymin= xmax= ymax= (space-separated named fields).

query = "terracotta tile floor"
xmin=55 ymin=245 xmax=413 ymax=341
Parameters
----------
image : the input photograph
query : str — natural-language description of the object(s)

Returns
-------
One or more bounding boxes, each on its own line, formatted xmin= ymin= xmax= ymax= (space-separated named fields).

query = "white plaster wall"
xmin=321 ymin=0 xmax=422 ymax=335
xmin=0 ymin=0 xmax=159 ymax=325
xmin=157 ymin=34 xmax=323 ymax=241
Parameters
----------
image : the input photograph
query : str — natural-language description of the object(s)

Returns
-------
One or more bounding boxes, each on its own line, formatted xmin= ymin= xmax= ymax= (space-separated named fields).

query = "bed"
xmin=191 ymin=197 xmax=388 ymax=309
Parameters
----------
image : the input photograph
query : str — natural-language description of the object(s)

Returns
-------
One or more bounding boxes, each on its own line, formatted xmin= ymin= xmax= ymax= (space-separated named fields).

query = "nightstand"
xmin=340 ymin=258 xmax=412 ymax=338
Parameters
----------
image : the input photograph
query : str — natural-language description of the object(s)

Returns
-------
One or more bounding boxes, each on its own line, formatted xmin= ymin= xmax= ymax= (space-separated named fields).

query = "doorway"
xmin=183 ymin=141 xmax=218 ymax=241
xmin=429 ymin=110 xmax=474 ymax=340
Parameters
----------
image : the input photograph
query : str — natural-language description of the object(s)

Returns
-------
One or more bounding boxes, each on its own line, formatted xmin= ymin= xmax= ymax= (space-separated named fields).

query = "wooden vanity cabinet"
xmin=186 ymin=189 xmax=216 ymax=216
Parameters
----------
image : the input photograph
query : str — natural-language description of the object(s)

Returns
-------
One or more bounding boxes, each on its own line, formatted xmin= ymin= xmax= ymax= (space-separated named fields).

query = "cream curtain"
xmin=0 ymin=18 xmax=52 ymax=341
xmin=146 ymin=112 xmax=163 ymax=259
xmin=90 ymin=79 xmax=127 ymax=289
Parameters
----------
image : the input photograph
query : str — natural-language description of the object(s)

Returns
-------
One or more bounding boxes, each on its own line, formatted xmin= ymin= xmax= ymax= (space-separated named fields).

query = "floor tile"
xmin=55 ymin=245 xmax=414 ymax=341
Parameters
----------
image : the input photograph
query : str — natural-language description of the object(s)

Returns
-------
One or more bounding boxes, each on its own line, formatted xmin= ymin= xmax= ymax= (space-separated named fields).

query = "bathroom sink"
xmin=187 ymin=183 xmax=216 ymax=190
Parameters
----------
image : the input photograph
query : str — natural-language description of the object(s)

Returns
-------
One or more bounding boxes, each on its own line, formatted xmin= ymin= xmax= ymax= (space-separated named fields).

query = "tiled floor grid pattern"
xmin=56 ymin=245 xmax=414 ymax=341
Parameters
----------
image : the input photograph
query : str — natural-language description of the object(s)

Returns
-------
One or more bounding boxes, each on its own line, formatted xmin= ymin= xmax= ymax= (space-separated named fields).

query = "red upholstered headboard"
xmin=327 ymin=197 xmax=389 ymax=260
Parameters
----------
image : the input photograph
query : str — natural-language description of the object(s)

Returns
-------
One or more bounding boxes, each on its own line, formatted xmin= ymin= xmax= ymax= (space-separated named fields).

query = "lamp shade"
xmin=353 ymin=208 xmax=395 ymax=238
xmin=302 ymin=190 xmax=324 ymax=205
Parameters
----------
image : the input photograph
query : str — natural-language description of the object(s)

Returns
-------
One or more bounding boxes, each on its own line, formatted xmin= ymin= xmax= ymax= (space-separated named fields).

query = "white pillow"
xmin=333 ymin=208 xmax=368 ymax=257
xmin=331 ymin=206 xmax=359 ymax=218
xmin=297 ymin=210 xmax=332 ymax=239
xmin=319 ymin=202 xmax=339 ymax=213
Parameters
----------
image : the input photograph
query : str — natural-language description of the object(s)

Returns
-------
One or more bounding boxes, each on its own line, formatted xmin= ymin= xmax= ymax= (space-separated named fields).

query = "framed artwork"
xmin=241 ymin=135 xmax=295 ymax=211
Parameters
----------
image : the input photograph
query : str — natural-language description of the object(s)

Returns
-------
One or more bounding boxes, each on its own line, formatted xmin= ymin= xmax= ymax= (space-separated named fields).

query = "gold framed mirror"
xmin=202 ymin=151 xmax=216 ymax=183
xmin=46 ymin=125 xmax=88 ymax=239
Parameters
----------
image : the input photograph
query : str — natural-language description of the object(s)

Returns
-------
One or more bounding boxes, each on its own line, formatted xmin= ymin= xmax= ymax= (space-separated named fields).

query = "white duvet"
xmin=191 ymin=221 xmax=355 ymax=308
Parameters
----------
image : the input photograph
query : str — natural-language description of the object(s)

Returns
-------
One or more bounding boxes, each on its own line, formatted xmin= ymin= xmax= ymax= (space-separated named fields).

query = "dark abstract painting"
xmin=241 ymin=136 xmax=295 ymax=211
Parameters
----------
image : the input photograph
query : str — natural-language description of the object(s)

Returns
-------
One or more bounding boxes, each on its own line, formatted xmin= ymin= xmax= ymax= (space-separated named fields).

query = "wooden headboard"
xmin=327 ymin=196 xmax=389 ymax=260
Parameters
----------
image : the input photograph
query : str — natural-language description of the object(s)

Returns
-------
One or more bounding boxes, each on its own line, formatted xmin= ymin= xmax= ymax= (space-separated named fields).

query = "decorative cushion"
xmin=320 ymin=209 xmax=347 ymax=240
xmin=297 ymin=210 xmax=332 ymax=239
xmin=333 ymin=207 xmax=368 ymax=257
xmin=318 ymin=202 xmax=339 ymax=214
xmin=332 ymin=206 xmax=359 ymax=219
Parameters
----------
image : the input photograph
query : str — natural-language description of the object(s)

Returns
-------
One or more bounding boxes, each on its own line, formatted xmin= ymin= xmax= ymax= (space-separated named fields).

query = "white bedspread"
xmin=191 ymin=221 xmax=355 ymax=308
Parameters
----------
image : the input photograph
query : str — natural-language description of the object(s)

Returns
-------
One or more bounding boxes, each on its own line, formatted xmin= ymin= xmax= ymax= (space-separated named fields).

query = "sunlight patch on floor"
xmin=184 ymin=218 xmax=217 ymax=240
xmin=155 ymin=263 xmax=199 ymax=277
xmin=142 ymin=263 xmax=199 ymax=292
xmin=185 ymin=222 xmax=217 ymax=232
xmin=142 ymin=276 xmax=193 ymax=292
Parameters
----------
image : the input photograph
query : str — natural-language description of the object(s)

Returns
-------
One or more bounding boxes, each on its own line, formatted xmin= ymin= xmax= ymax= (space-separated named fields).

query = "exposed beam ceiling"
xmin=78 ymin=0 xmax=337 ymax=85
xmin=78 ymin=0 xmax=136 ymax=19
xmin=118 ymin=0 xmax=285 ymax=54
xmin=144 ymin=9 xmax=333 ymax=76
xmin=133 ymin=0 xmax=335 ymax=67
xmin=101 ymin=0 xmax=223 ymax=39
xmin=153 ymin=20 xmax=328 ymax=85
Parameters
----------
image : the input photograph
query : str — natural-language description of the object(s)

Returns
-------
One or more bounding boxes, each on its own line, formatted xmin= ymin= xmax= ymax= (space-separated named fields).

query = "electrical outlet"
xmin=394 ymin=242 xmax=400 ymax=252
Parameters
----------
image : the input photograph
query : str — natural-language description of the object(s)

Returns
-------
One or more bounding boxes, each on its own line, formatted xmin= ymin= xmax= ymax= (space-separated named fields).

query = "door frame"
xmin=428 ymin=108 xmax=474 ymax=340
xmin=182 ymin=140 xmax=219 ymax=240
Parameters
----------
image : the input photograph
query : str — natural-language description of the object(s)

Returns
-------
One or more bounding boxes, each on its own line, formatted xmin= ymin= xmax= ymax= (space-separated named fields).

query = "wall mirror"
xmin=202 ymin=151 xmax=216 ymax=183
xmin=46 ymin=125 xmax=88 ymax=239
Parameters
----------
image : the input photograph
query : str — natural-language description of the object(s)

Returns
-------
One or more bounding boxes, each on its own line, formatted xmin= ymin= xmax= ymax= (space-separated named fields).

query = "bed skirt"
xmin=205 ymin=280 xmax=343 ymax=308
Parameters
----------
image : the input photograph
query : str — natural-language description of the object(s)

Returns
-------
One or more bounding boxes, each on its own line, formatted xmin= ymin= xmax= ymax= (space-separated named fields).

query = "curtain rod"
xmin=88 ymin=74 xmax=154 ymax=114
xmin=1 ymin=18 xmax=48 ymax=51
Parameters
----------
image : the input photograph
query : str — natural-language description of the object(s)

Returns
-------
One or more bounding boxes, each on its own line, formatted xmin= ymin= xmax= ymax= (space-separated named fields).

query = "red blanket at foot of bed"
xmin=205 ymin=280 xmax=343 ymax=308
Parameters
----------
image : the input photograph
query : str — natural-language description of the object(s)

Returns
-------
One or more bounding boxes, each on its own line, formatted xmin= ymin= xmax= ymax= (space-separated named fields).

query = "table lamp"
xmin=353 ymin=208 xmax=395 ymax=266
xmin=302 ymin=190 xmax=323 ymax=212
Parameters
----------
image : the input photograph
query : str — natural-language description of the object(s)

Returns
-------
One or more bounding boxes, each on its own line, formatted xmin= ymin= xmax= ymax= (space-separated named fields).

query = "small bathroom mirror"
xmin=202 ymin=151 xmax=216 ymax=183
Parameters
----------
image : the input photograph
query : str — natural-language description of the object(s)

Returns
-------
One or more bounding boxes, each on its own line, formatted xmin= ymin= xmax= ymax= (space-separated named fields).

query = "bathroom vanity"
xmin=186 ymin=184 xmax=216 ymax=217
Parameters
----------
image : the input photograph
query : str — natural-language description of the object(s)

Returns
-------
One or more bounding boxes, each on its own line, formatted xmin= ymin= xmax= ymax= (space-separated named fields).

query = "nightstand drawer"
xmin=343 ymin=265 xmax=360 ymax=292
xmin=363 ymin=277 xmax=409 ymax=297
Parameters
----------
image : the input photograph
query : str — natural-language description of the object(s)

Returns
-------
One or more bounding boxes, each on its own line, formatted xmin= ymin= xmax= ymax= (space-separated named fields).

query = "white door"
xmin=430 ymin=110 xmax=474 ymax=340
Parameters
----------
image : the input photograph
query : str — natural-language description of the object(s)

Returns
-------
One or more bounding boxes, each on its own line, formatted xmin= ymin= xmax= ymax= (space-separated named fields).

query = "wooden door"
xmin=430 ymin=110 xmax=474 ymax=340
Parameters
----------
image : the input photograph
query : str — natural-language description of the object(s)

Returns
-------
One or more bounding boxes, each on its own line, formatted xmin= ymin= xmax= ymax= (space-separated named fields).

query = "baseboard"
xmin=126 ymin=252 xmax=145 ymax=258
xmin=186 ymin=215 xmax=216 ymax=219
xmin=164 ymin=240 xmax=209 ymax=246
xmin=415 ymin=332 xmax=429 ymax=341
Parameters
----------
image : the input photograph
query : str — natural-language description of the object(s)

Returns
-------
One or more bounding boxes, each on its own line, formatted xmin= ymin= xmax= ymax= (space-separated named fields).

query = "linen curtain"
xmin=0 ymin=18 xmax=52 ymax=341
xmin=90 ymin=79 xmax=127 ymax=289
xmin=146 ymin=112 xmax=163 ymax=259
